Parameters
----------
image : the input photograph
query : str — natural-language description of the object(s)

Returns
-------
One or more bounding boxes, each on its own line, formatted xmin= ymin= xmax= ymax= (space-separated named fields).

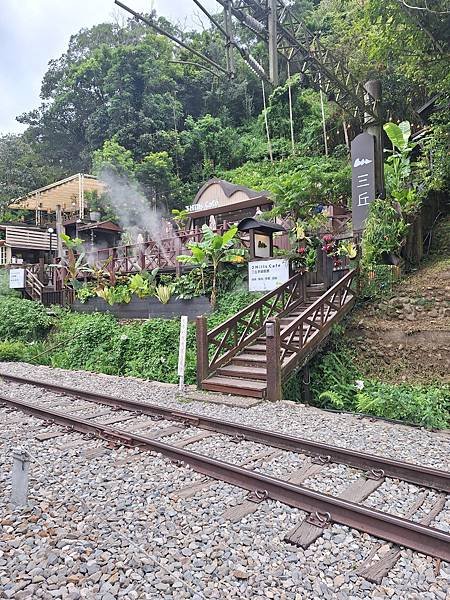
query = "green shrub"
xmin=0 ymin=297 xmax=54 ymax=341
xmin=119 ymin=319 xmax=197 ymax=384
xmin=0 ymin=341 xmax=29 ymax=361
xmin=50 ymin=312 xmax=122 ymax=374
xmin=355 ymin=382 xmax=449 ymax=429
xmin=309 ymin=337 xmax=449 ymax=428
xmin=207 ymin=291 xmax=261 ymax=329
xmin=0 ymin=340 xmax=50 ymax=364
xmin=0 ymin=270 xmax=20 ymax=297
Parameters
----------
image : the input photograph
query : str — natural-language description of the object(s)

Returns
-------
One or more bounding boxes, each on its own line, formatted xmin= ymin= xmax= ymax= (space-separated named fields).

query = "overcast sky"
xmin=0 ymin=0 xmax=216 ymax=135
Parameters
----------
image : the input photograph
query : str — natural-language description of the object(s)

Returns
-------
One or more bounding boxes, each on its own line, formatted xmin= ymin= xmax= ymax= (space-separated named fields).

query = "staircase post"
xmin=196 ymin=315 xmax=209 ymax=388
xmin=266 ymin=317 xmax=282 ymax=401
xmin=323 ymin=251 xmax=334 ymax=290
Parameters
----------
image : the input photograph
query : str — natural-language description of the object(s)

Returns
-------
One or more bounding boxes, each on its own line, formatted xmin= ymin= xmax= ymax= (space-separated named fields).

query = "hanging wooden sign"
xmin=351 ymin=132 xmax=376 ymax=232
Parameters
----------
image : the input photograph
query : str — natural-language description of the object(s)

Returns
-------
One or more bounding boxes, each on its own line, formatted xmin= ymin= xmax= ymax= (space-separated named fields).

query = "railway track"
xmin=1 ymin=373 xmax=449 ymax=581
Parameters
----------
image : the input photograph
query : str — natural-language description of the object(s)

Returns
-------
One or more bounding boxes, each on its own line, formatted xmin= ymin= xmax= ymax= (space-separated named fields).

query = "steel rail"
xmin=1 ymin=393 xmax=449 ymax=562
xmin=1 ymin=373 xmax=449 ymax=493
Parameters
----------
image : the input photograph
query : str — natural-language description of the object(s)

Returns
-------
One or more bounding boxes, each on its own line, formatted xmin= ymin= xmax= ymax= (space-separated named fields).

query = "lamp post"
xmin=47 ymin=227 xmax=54 ymax=263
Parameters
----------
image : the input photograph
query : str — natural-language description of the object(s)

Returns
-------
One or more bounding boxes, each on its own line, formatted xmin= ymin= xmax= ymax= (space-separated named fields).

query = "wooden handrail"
xmin=263 ymin=269 xmax=356 ymax=401
xmin=199 ymin=270 xmax=308 ymax=377
xmin=207 ymin=270 xmax=306 ymax=339
xmin=280 ymin=269 xmax=355 ymax=340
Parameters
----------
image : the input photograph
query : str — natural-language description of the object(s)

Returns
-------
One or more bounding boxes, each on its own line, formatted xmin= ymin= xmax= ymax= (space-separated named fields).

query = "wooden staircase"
xmin=196 ymin=270 xmax=356 ymax=400
xmin=24 ymin=267 xmax=74 ymax=307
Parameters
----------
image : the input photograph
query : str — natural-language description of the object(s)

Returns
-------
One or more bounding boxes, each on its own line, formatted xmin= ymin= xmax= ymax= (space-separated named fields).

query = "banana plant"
xmin=53 ymin=233 xmax=92 ymax=290
xmin=177 ymin=225 xmax=245 ymax=308
xmin=383 ymin=121 xmax=419 ymax=212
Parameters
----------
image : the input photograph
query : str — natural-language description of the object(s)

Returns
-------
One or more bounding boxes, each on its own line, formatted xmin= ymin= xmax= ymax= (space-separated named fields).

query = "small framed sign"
xmin=254 ymin=233 xmax=271 ymax=258
xmin=248 ymin=259 xmax=289 ymax=292
xmin=9 ymin=268 xmax=25 ymax=289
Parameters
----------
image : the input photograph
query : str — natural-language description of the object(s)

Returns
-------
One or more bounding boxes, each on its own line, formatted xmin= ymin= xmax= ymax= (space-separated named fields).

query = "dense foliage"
xmin=0 ymin=1 xmax=447 ymax=214
xmin=306 ymin=328 xmax=449 ymax=429
xmin=0 ymin=297 xmax=53 ymax=342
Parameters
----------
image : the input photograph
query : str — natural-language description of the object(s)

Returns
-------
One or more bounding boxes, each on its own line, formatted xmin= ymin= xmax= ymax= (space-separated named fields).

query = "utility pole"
xmin=224 ymin=1 xmax=235 ymax=77
xmin=268 ymin=0 xmax=279 ymax=86
xmin=363 ymin=80 xmax=385 ymax=199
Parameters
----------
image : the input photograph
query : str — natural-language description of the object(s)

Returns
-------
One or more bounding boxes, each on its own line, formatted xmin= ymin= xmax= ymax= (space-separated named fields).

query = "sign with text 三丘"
xmin=351 ymin=132 xmax=376 ymax=232
xmin=9 ymin=268 xmax=25 ymax=289
xmin=248 ymin=259 xmax=289 ymax=292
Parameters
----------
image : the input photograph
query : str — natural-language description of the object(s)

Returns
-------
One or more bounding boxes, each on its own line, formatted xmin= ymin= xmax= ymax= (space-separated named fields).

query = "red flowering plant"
xmin=321 ymin=234 xmax=336 ymax=256
xmin=321 ymin=234 xmax=342 ymax=268
xmin=291 ymin=244 xmax=317 ymax=271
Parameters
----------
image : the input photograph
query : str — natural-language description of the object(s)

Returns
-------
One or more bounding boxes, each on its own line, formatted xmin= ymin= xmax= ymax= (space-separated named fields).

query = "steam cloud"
xmin=99 ymin=168 xmax=169 ymax=246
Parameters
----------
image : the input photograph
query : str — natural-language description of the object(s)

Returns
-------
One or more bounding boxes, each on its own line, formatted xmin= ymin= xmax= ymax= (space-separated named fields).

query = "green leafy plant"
xmin=0 ymin=340 xmax=31 ymax=361
xmin=383 ymin=121 xmax=420 ymax=213
xmin=337 ymin=240 xmax=357 ymax=259
xmin=154 ymin=285 xmax=172 ymax=304
xmin=128 ymin=273 xmax=151 ymax=298
xmin=171 ymin=209 xmax=189 ymax=231
xmin=76 ymin=285 xmax=96 ymax=303
xmin=177 ymin=225 xmax=245 ymax=308
xmin=355 ymin=382 xmax=449 ymax=429
xmin=56 ymin=233 xmax=92 ymax=290
xmin=361 ymin=200 xmax=409 ymax=269
xmin=0 ymin=297 xmax=54 ymax=341
xmin=97 ymin=284 xmax=132 ymax=306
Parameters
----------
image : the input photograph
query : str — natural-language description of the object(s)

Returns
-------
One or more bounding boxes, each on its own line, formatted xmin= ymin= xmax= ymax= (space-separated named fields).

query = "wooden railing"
xmin=41 ymin=288 xmax=75 ymax=307
xmin=87 ymin=226 xmax=229 ymax=281
xmin=25 ymin=269 xmax=44 ymax=302
xmin=265 ymin=269 xmax=356 ymax=401
xmin=196 ymin=270 xmax=308 ymax=386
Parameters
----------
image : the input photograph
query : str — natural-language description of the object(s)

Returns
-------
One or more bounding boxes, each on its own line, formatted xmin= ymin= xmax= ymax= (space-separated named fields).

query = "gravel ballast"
xmin=0 ymin=362 xmax=449 ymax=599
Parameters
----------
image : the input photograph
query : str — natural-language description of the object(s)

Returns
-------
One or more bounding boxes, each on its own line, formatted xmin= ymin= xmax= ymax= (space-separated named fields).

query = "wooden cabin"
xmin=64 ymin=219 xmax=122 ymax=250
xmin=0 ymin=224 xmax=53 ymax=265
xmin=187 ymin=179 xmax=273 ymax=229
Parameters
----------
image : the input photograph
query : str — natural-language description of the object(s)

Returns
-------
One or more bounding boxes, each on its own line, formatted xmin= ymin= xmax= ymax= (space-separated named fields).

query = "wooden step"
xmin=217 ymin=365 xmax=267 ymax=380
xmin=202 ymin=376 xmax=266 ymax=397
xmin=247 ymin=343 xmax=267 ymax=353
xmin=232 ymin=353 xmax=267 ymax=366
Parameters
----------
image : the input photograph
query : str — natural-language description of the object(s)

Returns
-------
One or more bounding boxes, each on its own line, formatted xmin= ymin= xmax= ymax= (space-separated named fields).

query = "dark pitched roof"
xmin=238 ymin=218 xmax=286 ymax=233
xmin=193 ymin=179 xmax=270 ymax=204
xmin=77 ymin=220 xmax=122 ymax=232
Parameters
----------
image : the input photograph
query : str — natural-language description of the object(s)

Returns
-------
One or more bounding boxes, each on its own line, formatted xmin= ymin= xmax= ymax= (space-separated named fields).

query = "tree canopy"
xmin=2 ymin=1 xmax=448 ymax=216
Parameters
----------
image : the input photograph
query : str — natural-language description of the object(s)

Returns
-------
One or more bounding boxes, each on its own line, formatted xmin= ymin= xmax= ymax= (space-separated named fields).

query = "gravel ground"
xmin=0 ymin=362 xmax=449 ymax=599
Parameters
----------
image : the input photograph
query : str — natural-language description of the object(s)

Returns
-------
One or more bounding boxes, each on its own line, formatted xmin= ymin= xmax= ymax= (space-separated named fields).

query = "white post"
xmin=319 ymin=73 xmax=328 ymax=156
xmin=11 ymin=447 xmax=30 ymax=507
xmin=261 ymin=82 xmax=274 ymax=163
xmin=178 ymin=315 xmax=188 ymax=393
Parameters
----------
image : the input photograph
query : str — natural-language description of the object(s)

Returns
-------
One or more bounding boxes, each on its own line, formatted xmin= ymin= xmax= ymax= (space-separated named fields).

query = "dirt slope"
xmin=348 ymin=217 xmax=450 ymax=384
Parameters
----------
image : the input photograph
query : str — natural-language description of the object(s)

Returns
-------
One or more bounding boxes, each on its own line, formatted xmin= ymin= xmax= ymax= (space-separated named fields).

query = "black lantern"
xmin=237 ymin=218 xmax=286 ymax=260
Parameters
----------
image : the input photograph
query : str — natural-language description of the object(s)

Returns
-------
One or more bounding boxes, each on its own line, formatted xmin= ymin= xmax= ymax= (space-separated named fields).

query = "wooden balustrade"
xmin=87 ymin=225 xmax=229 ymax=277
xmin=265 ymin=269 xmax=356 ymax=400
xmin=196 ymin=270 xmax=307 ymax=386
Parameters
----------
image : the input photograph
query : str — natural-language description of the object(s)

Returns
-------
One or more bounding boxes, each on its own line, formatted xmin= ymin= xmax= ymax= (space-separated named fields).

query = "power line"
xmin=114 ymin=0 xmax=228 ymax=76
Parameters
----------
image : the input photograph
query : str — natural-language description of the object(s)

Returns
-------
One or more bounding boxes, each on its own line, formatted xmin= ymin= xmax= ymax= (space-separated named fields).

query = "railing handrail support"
xmin=196 ymin=315 xmax=209 ymax=387
xmin=280 ymin=269 xmax=355 ymax=340
xmin=266 ymin=317 xmax=282 ymax=402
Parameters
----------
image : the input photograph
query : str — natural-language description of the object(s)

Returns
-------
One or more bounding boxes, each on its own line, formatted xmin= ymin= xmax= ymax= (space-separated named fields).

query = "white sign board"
xmin=177 ymin=315 xmax=189 ymax=392
xmin=248 ymin=259 xmax=290 ymax=292
xmin=9 ymin=269 xmax=25 ymax=289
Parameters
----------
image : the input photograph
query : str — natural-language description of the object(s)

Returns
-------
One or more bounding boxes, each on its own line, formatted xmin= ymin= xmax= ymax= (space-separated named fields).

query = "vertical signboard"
xmin=351 ymin=132 xmax=376 ymax=232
